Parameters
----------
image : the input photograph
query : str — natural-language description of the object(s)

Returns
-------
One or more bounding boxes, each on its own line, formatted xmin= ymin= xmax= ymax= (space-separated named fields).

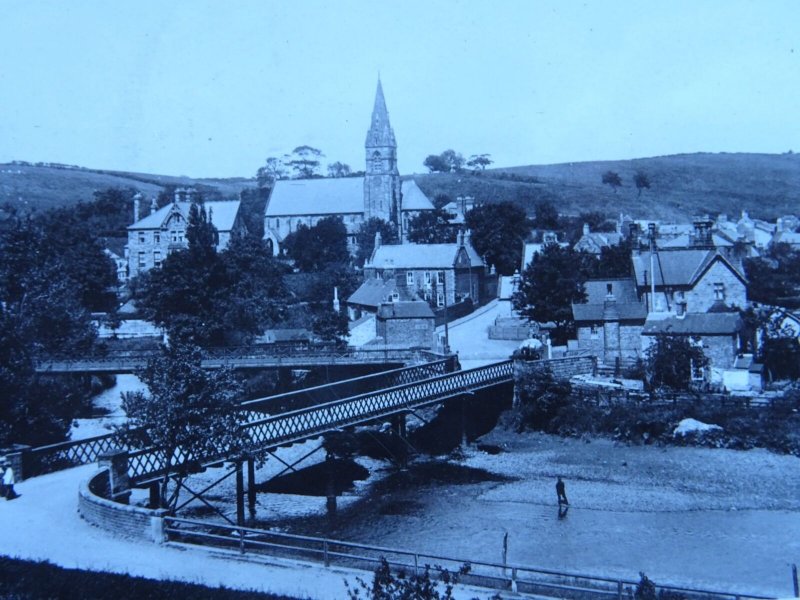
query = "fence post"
xmin=239 ymin=528 xmax=245 ymax=555
xmin=617 ymin=580 xmax=623 ymax=600
xmin=414 ymin=554 xmax=419 ymax=577
xmin=324 ymin=540 xmax=330 ymax=567
xmin=510 ymin=568 xmax=518 ymax=593
xmin=792 ymin=563 xmax=799 ymax=597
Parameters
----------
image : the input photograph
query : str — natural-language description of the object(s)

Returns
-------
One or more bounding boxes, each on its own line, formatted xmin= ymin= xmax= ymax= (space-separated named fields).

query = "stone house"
xmin=346 ymin=277 xmax=418 ymax=321
xmin=573 ymin=224 xmax=622 ymax=256
xmin=263 ymin=80 xmax=434 ymax=257
xmin=363 ymin=230 xmax=488 ymax=308
xmin=375 ymin=301 xmax=435 ymax=348
xmin=126 ymin=196 xmax=246 ymax=279
xmin=572 ymin=279 xmax=647 ymax=364
xmin=641 ymin=312 xmax=743 ymax=381
xmin=521 ymin=232 xmax=569 ymax=272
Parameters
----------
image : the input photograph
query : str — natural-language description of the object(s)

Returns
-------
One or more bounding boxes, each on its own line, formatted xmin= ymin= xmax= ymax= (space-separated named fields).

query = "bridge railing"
xmin=163 ymin=516 xmax=772 ymax=600
xmin=240 ymin=357 xmax=457 ymax=417
xmin=25 ymin=432 xmax=137 ymax=477
xmin=129 ymin=360 xmax=513 ymax=483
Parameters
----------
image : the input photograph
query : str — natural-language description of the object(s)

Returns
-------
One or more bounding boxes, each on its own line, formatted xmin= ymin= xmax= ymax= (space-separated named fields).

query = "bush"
xmin=345 ymin=557 xmax=470 ymax=600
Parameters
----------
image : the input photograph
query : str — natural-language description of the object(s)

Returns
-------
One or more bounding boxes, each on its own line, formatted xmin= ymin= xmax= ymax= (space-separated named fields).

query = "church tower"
xmin=364 ymin=79 xmax=400 ymax=225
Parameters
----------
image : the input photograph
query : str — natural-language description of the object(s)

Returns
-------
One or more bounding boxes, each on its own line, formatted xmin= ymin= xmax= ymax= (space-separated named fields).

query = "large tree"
xmin=119 ymin=344 xmax=249 ymax=510
xmin=327 ymin=161 xmax=352 ymax=178
xmin=355 ymin=218 xmax=398 ymax=267
xmin=633 ymin=171 xmax=651 ymax=197
xmin=645 ymin=334 xmax=708 ymax=391
xmin=256 ymin=157 xmax=288 ymax=187
xmin=423 ymin=149 xmax=465 ymax=173
xmin=602 ymin=170 xmax=623 ymax=193
xmin=134 ymin=209 xmax=288 ymax=346
xmin=284 ymin=216 xmax=350 ymax=272
xmin=513 ymin=244 xmax=593 ymax=344
xmin=466 ymin=153 xmax=493 ymax=171
xmin=465 ymin=202 xmax=531 ymax=275
xmin=407 ymin=208 xmax=456 ymax=244
xmin=285 ymin=145 xmax=324 ymax=179
xmin=744 ymin=243 xmax=800 ymax=308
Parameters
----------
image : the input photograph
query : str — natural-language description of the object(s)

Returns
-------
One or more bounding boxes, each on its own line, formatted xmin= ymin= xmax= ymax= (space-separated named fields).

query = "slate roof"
xmin=642 ymin=312 xmax=742 ymax=336
xmin=660 ymin=232 xmax=735 ymax=248
xmin=631 ymin=248 xmax=746 ymax=288
xmin=772 ymin=230 xmax=800 ymax=246
xmin=347 ymin=278 xmax=416 ymax=308
xmin=266 ymin=178 xmax=364 ymax=217
xmin=369 ymin=241 xmax=484 ymax=270
xmin=574 ymin=232 xmax=622 ymax=254
xmin=377 ymin=301 xmax=435 ymax=319
xmin=401 ymin=179 xmax=435 ymax=211
xmin=128 ymin=201 xmax=241 ymax=232
xmin=572 ymin=278 xmax=647 ymax=322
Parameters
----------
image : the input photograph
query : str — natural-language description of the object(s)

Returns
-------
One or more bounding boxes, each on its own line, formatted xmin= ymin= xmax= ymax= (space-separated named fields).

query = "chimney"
xmin=174 ymin=187 xmax=183 ymax=203
xmin=374 ymin=230 xmax=382 ymax=250
xmin=629 ymin=223 xmax=640 ymax=252
xmin=133 ymin=193 xmax=141 ymax=223
xmin=150 ymin=196 xmax=158 ymax=215
xmin=692 ymin=216 xmax=713 ymax=248
xmin=583 ymin=223 xmax=590 ymax=236
xmin=464 ymin=196 xmax=475 ymax=214
xmin=464 ymin=229 xmax=472 ymax=246
xmin=333 ymin=286 xmax=340 ymax=313
xmin=456 ymin=230 xmax=464 ymax=246
xmin=603 ymin=283 xmax=619 ymax=320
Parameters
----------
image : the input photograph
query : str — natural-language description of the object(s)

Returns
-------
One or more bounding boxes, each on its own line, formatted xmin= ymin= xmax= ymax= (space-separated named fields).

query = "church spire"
xmin=366 ymin=78 xmax=396 ymax=148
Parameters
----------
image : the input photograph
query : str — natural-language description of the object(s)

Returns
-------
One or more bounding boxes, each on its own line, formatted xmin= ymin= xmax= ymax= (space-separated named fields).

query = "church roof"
xmin=401 ymin=180 xmax=434 ymax=211
xmin=128 ymin=201 xmax=241 ymax=232
xmin=266 ymin=178 xmax=364 ymax=217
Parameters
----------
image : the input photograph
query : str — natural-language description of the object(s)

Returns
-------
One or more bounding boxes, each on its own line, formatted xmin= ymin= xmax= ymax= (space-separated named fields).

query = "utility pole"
xmin=442 ymin=271 xmax=450 ymax=352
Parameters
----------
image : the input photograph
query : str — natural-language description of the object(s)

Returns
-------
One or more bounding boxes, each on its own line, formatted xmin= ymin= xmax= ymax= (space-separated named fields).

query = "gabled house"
xmin=572 ymin=279 xmax=647 ymax=364
xmin=521 ymin=232 xmax=569 ymax=272
xmin=364 ymin=230 xmax=489 ymax=308
xmin=573 ymin=224 xmax=622 ymax=256
xmin=127 ymin=194 xmax=246 ymax=279
xmin=346 ymin=277 xmax=418 ymax=321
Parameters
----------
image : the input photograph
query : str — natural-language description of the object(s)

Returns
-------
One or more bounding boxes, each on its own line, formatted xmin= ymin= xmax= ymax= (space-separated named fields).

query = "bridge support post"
xmin=325 ymin=452 xmax=337 ymax=516
xmin=247 ymin=457 xmax=257 ymax=518
xmin=392 ymin=414 xmax=408 ymax=469
xmin=235 ymin=460 xmax=245 ymax=526
xmin=148 ymin=482 xmax=161 ymax=509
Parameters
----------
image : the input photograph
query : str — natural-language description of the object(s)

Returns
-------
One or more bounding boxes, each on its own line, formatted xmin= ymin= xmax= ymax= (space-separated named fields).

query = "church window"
xmin=372 ymin=151 xmax=382 ymax=170
xmin=406 ymin=271 xmax=414 ymax=286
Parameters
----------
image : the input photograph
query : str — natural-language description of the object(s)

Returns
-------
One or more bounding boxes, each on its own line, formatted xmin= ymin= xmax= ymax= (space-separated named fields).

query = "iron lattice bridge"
xmin=33 ymin=343 xmax=435 ymax=373
xmin=127 ymin=360 xmax=514 ymax=485
xmin=25 ymin=358 xmax=456 ymax=477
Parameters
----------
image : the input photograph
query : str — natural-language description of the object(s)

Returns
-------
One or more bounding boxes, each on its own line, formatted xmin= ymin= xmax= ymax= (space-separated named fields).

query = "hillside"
xmin=413 ymin=152 xmax=800 ymax=222
xmin=0 ymin=163 xmax=257 ymax=214
xmin=3 ymin=152 xmax=799 ymax=224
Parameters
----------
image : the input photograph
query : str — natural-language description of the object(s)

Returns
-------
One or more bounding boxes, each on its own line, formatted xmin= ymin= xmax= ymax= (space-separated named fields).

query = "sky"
xmin=0 ymin=1 xmax=799 ymax=178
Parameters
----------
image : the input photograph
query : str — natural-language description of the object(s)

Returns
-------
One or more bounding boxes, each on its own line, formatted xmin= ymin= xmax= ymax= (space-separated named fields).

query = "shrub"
xmin=345 ymin=557 xmax=470 ymax=600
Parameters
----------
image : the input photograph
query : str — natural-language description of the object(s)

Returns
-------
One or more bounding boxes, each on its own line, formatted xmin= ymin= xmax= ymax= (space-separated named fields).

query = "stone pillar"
xmin=235 ymin=461 xmax=245 ymax=526
xmin=98 ymin=449 xmax=131 ymax=504
xmin=247 ymin=457 xmax=257 ymax=518
xmin=148 ymin=482 xmax=161 ymax=509
xmin=1 ymin=445 xmax=31 ymax=482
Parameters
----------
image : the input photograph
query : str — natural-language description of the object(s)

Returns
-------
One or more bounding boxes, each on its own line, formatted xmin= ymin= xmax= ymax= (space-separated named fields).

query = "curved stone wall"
xmin=78 ymin=468 xmax=167 ymax=542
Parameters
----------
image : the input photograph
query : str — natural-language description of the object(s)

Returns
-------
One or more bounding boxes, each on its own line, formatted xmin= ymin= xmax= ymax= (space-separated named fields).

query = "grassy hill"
xmin=3 ymin=152 xmax=799 ymax=224
xmin=413 ymin=152 xmax=800 ymax=222
xmin=0 ymin=162 xmax=257 ymax=214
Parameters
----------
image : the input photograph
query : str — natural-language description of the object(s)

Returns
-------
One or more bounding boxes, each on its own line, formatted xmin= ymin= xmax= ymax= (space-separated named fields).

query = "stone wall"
xmin=513 ymin=355 xmax=597 ymax=406
xmin=376 ymin=316 xmax=435 ymax=348
xmin=685 ymin=260 xmax=747 ymax=312
xmin=78 ymin=468 xmax=167 ymax=542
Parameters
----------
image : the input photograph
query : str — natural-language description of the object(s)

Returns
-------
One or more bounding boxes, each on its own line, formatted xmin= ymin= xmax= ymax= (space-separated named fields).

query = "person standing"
xmin=556 ymin=476 xmax=569 ymax=505
xmin=0 ymin=462 xmax=5 ymax=499
xmin=2 ymin=461 xmax=17 ymax=500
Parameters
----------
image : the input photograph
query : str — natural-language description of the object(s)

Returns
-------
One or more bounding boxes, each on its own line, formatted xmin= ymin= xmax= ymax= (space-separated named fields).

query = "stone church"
xmin=262 ymin=80 xmax=435 ymax=256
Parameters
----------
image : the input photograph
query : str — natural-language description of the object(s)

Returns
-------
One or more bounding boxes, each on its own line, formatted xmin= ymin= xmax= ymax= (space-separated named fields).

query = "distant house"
xmin=103 ymin=237 xmax=128 ymax=284
xmin=127 ymin=191 xmax=246 ymax=279
xmin=363 ymin=230 xmax=489 ymax=308
xmin=374 ymin=300 xmax=435 ymax=348
xmin=572 ymin=279 xmax=647 ymax=364
xmin=346 ymin=277 xmax=418 ymax=321
xmin=573 ymin=224 xmax=622 ymax=256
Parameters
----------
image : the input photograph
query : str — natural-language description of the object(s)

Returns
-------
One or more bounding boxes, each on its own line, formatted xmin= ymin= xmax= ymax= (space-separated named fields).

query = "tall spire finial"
xmin=366 ymin=77 xmax=396 ymax=148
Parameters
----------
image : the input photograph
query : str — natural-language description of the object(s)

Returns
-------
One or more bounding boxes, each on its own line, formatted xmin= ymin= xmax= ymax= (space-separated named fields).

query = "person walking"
xmin=2 ymin=460 xmax=17 ymax=500
xmin=556 ymin=476 xmax=569 ymax=506
xmin=0 ymin=461 xmax=5 ymax=499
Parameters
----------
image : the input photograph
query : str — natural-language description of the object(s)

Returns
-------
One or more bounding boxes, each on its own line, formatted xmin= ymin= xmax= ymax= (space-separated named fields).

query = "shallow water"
xmin=70 ymin=374 xmax=145 ymax=440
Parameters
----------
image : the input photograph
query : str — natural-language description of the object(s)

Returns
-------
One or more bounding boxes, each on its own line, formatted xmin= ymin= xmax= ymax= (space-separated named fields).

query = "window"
xmin=391 ymin=292 xmax=399 ymax=302
xmin=590 ymin=324 xmax=599 ymax=339
xmin=437 ymin=292 xmax=444 ymax=307
xmin=138 ymin=232 xmax=145 ymax=243
xmin=714 ymin=282 xmax=725 ymax=301
xmin=138 ymin=251 xmax=146 ymax=268
xmin=275 ymin=218 xmax=280 ymax=228
xmin=153 ymin=250 xmax=162 ymax=267
xmin=154 ymin=232 xmax=160 ymax=244
xmin=437 ymin=271 xmax=445 ymax=285
xmin=406 ymin=271 xmax=414 ymax=285
xmin=425 ymin=271 xmax=431 ymax=286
